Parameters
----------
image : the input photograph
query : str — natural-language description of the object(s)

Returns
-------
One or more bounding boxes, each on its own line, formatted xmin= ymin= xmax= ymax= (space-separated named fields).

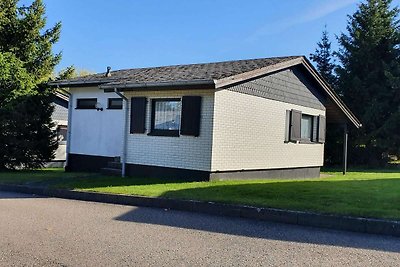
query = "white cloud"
xmin=246 ymin=0 xmax=358 ymax=42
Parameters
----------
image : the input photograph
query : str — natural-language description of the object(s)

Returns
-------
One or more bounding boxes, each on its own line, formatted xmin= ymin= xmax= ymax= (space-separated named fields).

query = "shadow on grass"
xmin=0 ymin=190 xmax=45 ymax=199
xmin=0 ymin=169 xmax=95 ymax=185
xmin=114 ymin=205 xmax=400 ymax=253
xmin=50 ymin=175 xmax=195 ymax=189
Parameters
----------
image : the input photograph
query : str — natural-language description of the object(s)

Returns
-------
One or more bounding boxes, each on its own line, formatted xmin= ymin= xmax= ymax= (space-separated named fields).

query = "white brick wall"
xmin=124 ymin=90 xmax=214 ymax=171
xmin=211 ymin=89 xmax=325 ymax=172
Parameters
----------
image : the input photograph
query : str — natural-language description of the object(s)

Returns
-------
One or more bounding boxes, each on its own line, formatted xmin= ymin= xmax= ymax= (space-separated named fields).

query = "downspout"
xmin=58 ymin=86 xmax=72 ymax=171
xmin=114 ymin=88 xmax=128 ymax=177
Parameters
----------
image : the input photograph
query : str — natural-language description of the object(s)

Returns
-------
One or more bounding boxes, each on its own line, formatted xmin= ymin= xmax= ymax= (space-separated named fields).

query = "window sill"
xmin=299 ymin=139 xmax=319 ymax=144
xmin=285 ymin=140 xmax=321 ymax=144
xmin=148 ymin=130 xmax=179 ymax=137
xmin=299 ymin=141 xmax=313 ymax=144
xmin=106 ymin=107 xmax=123 ymax=110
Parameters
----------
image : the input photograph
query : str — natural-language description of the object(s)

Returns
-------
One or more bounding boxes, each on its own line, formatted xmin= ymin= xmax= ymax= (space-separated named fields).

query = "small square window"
xmin=108 ymin=98 xmax=123 ymax=109
xmin=150 ymin=99 xmax=181 ymax=136
xmin=76 ymin=98 xmax=97 ymax=109
xmin=301 ymin=114 xmax=313 ymax=141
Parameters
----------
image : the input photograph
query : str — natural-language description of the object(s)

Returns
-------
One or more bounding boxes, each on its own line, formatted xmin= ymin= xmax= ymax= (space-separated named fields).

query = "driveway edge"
xmin=1 ymin=184 xmax=399 ymax=237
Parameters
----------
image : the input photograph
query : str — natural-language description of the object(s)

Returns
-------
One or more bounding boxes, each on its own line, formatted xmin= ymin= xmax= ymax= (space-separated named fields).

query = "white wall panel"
xmin=69 ymin=87 xmax=124 ymax=157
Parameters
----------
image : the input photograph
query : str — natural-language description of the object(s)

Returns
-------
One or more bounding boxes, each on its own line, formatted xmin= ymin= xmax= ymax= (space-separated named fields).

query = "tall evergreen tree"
xmin=310 ymin=26 xmax=337 ymax=88
xmin=0 ymin=0 xmax=61 ymax=83
xmin=0 ymin=0 xmax=61 ymax=169
xmin=336 ymin=0 xmax=400 ymax=163
xmin=310 ymin=27 xmax=342 ymax=166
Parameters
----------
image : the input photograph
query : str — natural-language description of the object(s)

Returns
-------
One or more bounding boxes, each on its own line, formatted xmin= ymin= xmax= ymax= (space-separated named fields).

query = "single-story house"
xmin=49 ymin=56 xmax=361 ymax=180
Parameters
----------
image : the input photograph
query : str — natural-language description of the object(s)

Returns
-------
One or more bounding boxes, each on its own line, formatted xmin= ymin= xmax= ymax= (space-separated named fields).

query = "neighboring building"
xmin=50 ymin=56 xmax=361 ymax=180
xmin=48 ymin=91 xmax=69 ymax=167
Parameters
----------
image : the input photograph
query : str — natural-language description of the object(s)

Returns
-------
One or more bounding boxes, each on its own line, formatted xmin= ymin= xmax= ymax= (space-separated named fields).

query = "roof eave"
xmin=48 ymin=80 xmax=107 ymax=88
xmin=100 ymin=79 xmax=216 ymax=92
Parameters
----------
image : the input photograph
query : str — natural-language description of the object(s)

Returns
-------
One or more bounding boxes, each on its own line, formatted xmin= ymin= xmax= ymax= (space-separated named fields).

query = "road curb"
xmin=1 ymin=184 xmax=399 ymax=237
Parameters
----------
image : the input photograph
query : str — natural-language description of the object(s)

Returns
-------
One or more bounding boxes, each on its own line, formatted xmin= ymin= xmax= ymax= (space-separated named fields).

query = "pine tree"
xmin=0 ymin=0 xmax=61 ymax=169
xmin=310 ymin=26 xmax=337 ymax=88
xmin=336 ymin=0 xmax=400 ymax=164
xmin=310 ymin=27 xmax=341 ymax=166
xmin=0 ymin=0 xmax=61 ymax=83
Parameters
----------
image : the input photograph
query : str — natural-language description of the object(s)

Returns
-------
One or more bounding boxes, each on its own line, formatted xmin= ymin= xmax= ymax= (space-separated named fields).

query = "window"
xmin=129 ymin=96 xmax=202 ymax=136
xmin=76 ymin=98 xmax=97 ymax=109
xmin=108 ymin=98 xmax=123 ymax=109
xmin=150 ymin=98 xmax=181 ymax=136
xmin=285 ymin=110 xmax=325 ymax=144
xmin=301 ymin=114 xmax=313 ymax=141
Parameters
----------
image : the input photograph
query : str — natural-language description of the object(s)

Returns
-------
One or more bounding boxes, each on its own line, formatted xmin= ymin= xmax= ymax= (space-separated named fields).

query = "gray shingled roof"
xmin=50 ymin=56 xmax=301 ymax=87
xmin=49 ymin=55 xmax=362 ymax=128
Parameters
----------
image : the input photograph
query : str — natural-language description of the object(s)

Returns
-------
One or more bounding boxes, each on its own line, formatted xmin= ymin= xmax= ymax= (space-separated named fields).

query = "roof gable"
xmin=226 ymin=67 xmax=327 ymax=111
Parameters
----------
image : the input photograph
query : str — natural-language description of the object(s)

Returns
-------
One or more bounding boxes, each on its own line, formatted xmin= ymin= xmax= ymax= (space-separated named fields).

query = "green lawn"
xmin=0 ymin=168 xmax=399 ymax=220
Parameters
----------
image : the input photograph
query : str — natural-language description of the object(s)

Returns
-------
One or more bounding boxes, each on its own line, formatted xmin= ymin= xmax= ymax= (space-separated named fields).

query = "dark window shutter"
xmin=312 ymin=116 xmax=319 ymax=142
xmin=130 ymin=97 xmax=147 ymax=134
xmin=180 ymin=96 xmax=202 ymax=136
xmin=318 ymin=115 xmax=326 ymax=143
xmin=290 ymin=109 xmax=301 ymax=142
xmin=285 ymin=110 xmax=291 ymax=142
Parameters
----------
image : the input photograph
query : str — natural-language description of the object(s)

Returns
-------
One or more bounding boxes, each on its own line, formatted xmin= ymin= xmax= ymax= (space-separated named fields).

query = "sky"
xmin=21 ymin=0 xmax=399 ymax=73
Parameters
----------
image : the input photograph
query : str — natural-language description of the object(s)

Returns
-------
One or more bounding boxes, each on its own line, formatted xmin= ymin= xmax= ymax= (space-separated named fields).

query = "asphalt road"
xmin=0 ymin=191 xmax=399 ymax=267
